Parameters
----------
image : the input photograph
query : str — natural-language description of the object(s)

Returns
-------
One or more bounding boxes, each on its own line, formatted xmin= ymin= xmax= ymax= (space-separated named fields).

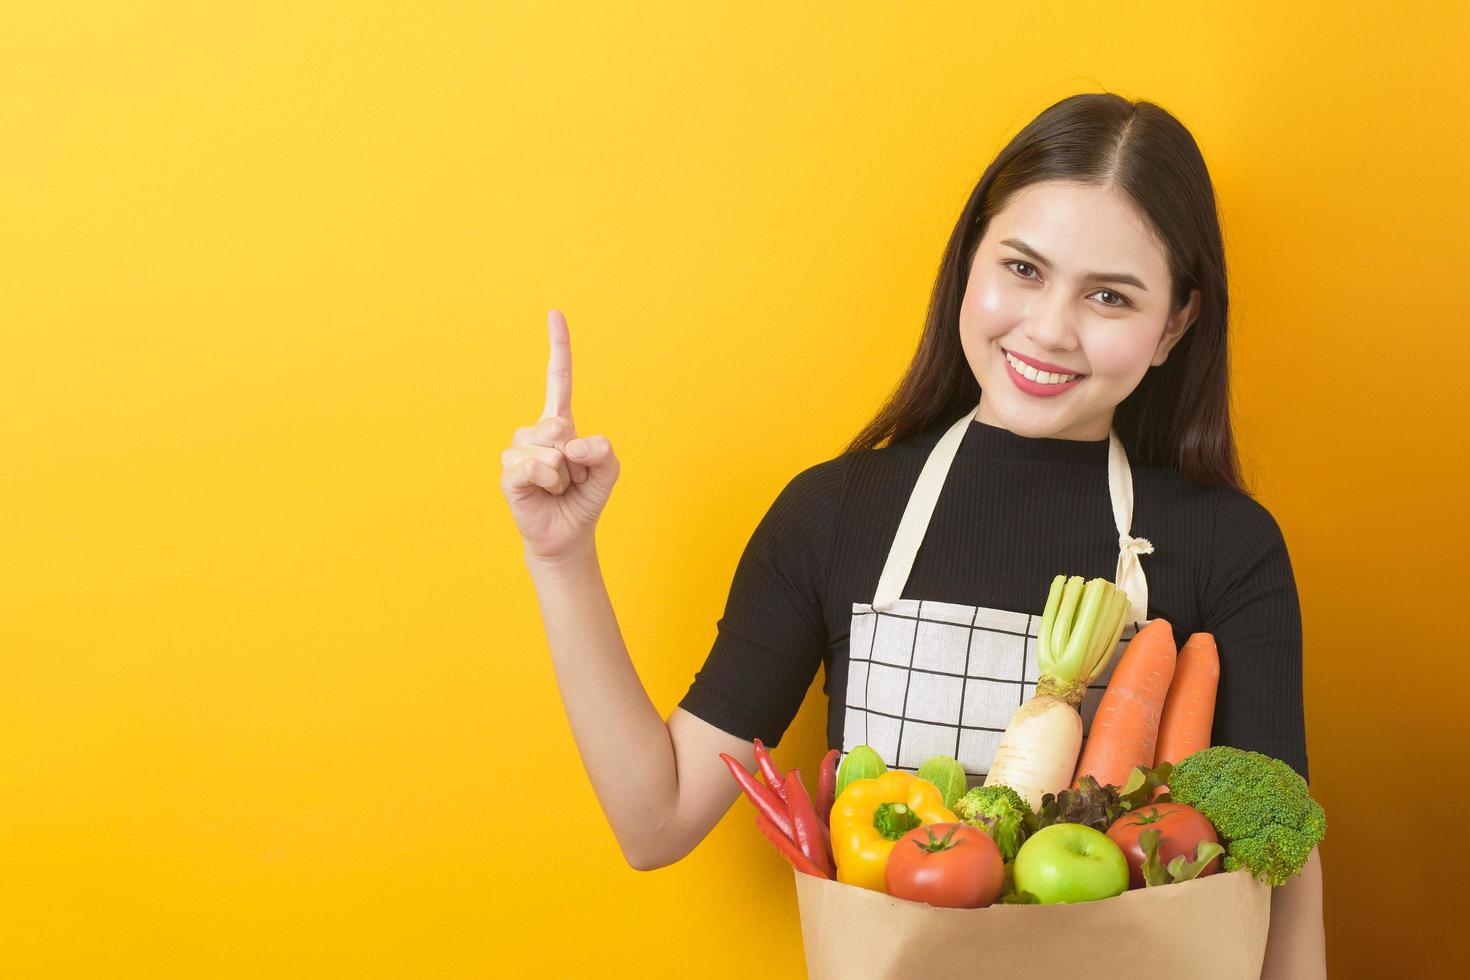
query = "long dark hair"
xmin=842 ymin=93 xmax=1242 ymax=490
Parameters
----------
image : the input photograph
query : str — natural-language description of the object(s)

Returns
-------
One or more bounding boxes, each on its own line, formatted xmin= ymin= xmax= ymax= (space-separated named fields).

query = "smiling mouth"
xmin=1003 ymin=349 xmax=1085 ymax=385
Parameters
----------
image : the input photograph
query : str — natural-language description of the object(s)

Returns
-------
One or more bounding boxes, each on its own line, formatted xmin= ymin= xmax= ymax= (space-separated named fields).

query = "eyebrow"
xmin=998 ymin=238 xmax=1149 ymax=292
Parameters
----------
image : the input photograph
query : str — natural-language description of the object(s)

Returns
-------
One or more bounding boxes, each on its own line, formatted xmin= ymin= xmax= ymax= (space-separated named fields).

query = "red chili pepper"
xmin=817 ymin=748 xmax=840 ymax=822
xmin=751 ymin=738 xmax=787 ymax=801
xmin=783 ymin=767 xmax=835 ymax=878
xmin=817 ymin=817 xmax=834 ymax=872
xmin=754 ymin=812 xmax=830 ymax=879
xmin=720 ymin=752 xmax=795 ymax=840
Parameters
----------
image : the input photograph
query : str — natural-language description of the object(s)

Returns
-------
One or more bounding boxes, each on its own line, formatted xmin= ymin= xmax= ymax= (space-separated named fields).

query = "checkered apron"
xmin=839 ymin=400 xmax=1155 ymax=790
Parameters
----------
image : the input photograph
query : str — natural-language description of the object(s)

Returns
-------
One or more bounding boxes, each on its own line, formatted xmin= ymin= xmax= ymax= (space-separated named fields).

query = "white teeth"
xmin=1006 ymin=351 xmax=1079 ymax=384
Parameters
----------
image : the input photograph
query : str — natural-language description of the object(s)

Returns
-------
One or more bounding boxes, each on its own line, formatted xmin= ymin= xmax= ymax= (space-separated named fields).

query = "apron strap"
xmin=870 ymin=405 xmax=974 ymax=612
xmin=869 ymin=401 xmax=1153 ymax=623
xmin=1108 ymin=431 xmax=1153 ymax=624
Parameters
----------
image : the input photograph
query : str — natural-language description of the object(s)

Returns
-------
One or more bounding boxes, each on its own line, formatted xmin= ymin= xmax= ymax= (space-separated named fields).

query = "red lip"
xmin=1003 ymin=348 xmax=1086 ymax=377
xmin=1005 ymin=356 xmax=1084 ymax=397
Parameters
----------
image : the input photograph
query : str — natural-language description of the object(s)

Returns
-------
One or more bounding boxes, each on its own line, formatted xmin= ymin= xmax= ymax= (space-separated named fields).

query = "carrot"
xmin=1153 ymin=632 xmax=1220 ymax=769
xmin=1072 ymin=618 xmax=1178 ymax=789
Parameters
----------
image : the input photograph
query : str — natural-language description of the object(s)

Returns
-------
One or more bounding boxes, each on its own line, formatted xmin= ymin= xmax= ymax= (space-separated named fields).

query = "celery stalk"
xmin=1031 ymin=575 xmax=1137 ymax=708
xmin=1096 ymin=589 xmax=1130 ymax=677
xmin=1087 ymin=590 xmax=1128 ymax=681
xmin=1048 ymin=576 xmax=1086 ymax=668
xmin=1055 ymin=578 xmax=1107 ymax=680
xmin=1083 ymin=589 xmax=1128 ymax=679
xmin=1036 ymin=574 xmax=1065 ymax=675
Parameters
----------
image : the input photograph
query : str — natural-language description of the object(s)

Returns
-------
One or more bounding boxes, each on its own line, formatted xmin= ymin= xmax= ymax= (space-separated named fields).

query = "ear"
xmin=1152 ymin=288 xmax=1201 ymax=367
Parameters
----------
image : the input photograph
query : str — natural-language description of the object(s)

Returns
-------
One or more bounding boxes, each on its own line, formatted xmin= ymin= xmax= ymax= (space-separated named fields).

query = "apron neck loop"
xmin=871 ymin=402 xmax=1152 ymax=624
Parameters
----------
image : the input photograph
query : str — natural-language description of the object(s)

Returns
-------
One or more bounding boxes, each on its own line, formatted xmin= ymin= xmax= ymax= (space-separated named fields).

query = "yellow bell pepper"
xmin=830 ymin=769 xmax=957 ymax=892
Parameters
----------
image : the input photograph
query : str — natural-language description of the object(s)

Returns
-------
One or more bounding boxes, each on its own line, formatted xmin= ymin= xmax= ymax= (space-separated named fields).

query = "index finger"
xmin=541 ymin=308 xmax=573 ymax=423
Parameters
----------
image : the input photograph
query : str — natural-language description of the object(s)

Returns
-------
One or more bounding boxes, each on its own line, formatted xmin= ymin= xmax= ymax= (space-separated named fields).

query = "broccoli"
xmin=1168 ymin=746 xmax=1326 ymax=887
xmin=953 ymin=784 xmax=1034 ymax=862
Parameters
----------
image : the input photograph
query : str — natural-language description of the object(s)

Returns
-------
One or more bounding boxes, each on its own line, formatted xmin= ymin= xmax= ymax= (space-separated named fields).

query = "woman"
xmin=500 ymin=92 xmax=1324 ymax=976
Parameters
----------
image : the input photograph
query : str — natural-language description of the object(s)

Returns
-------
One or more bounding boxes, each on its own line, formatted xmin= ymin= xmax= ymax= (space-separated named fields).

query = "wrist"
xmin=524 ymin=540 xmax=598 ymax=578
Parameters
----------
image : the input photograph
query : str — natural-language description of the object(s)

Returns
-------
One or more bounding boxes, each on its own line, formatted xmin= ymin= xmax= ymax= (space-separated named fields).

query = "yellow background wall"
xmin=4 ymin=3 xmax=1466 ymax=976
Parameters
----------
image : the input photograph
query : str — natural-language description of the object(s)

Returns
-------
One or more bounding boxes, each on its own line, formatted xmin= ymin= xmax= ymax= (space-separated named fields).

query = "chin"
xmin=1014 ymin=419 xmax=1072 ymax=439
xmin=999 ymin=413 xmax=1073 ymax=441
xmin=987 ymin=393 xmax=1070 ymax=439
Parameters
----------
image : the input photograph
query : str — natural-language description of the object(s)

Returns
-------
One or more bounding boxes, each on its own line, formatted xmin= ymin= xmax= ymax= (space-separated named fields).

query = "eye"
xmin=1003 ymin=260 xmax=1133 ymax=309
xmin=1003 ymin=259 xmax=1039 ymax=280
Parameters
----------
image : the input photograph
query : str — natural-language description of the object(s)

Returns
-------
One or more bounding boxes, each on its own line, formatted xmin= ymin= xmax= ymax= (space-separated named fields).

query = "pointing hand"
xmin=500 ymin=309 xmax=621 ymax=562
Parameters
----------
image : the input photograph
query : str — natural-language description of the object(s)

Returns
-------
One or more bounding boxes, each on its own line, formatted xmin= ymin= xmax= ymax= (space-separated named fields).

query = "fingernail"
xmin=567 ymin=441 xmax=586 ymax=458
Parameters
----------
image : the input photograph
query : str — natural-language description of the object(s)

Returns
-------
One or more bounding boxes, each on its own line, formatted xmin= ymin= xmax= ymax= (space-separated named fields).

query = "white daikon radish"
xmin=983 ymin=575 xmax=1130 ymax=810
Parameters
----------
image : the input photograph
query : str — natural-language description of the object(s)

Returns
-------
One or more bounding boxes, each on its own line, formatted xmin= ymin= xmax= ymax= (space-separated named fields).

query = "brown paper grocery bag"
xmin=793 ymin=866 xmax=1270 ymax=980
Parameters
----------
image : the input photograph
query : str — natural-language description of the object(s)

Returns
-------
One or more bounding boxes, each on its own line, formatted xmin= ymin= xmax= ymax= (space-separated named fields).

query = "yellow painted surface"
xmin=3 ymin=3 xmax=1466 ymax=975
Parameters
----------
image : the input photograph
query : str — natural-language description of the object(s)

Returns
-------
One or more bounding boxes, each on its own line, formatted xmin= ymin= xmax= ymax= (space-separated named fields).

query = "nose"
xmin=1022 ymin=292 xmax=1081 ymax=353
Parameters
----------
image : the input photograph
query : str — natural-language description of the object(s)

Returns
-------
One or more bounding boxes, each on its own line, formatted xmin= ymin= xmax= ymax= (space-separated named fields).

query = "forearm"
xmin=525 ymin=543 xmax=678 ymax=866
xmin=1260 ymin=845 xmax=1326 ymax=979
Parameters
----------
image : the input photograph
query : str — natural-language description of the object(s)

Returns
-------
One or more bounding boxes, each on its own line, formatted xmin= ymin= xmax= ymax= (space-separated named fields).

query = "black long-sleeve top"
xmin=677 ymin=414 xmax=1310 ymax=782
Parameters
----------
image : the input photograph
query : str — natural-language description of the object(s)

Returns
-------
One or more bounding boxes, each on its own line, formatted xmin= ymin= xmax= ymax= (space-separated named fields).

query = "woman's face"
xmin=959 ymin=180 xmax=1201 ymax=441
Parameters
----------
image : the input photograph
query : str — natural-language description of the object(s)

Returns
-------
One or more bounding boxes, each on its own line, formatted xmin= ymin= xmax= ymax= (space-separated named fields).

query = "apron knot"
xmin=1114 ymin=533 xmax=1153 ymax=625
xmin=1119 ymin=533 xmax=1154 ymax=557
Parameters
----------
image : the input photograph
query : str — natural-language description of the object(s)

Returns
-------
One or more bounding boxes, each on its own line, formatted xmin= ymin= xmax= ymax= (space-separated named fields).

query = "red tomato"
xmin=1106 ymin=802 xmax=1222 ymax=889
xmin=884 ymin=822 xmax=1005 ymax=909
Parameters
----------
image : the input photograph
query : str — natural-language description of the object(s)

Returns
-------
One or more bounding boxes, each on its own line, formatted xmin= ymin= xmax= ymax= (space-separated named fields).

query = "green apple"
xmin=1012 ymin=823 xmax=1130 ymax=904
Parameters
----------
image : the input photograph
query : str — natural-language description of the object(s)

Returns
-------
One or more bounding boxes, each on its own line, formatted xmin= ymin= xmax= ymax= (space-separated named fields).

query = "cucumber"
xmin=916 ymin=754 xmax=968 ymax=809
xmin=835 ymin=745 xmax=887 ymax=799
